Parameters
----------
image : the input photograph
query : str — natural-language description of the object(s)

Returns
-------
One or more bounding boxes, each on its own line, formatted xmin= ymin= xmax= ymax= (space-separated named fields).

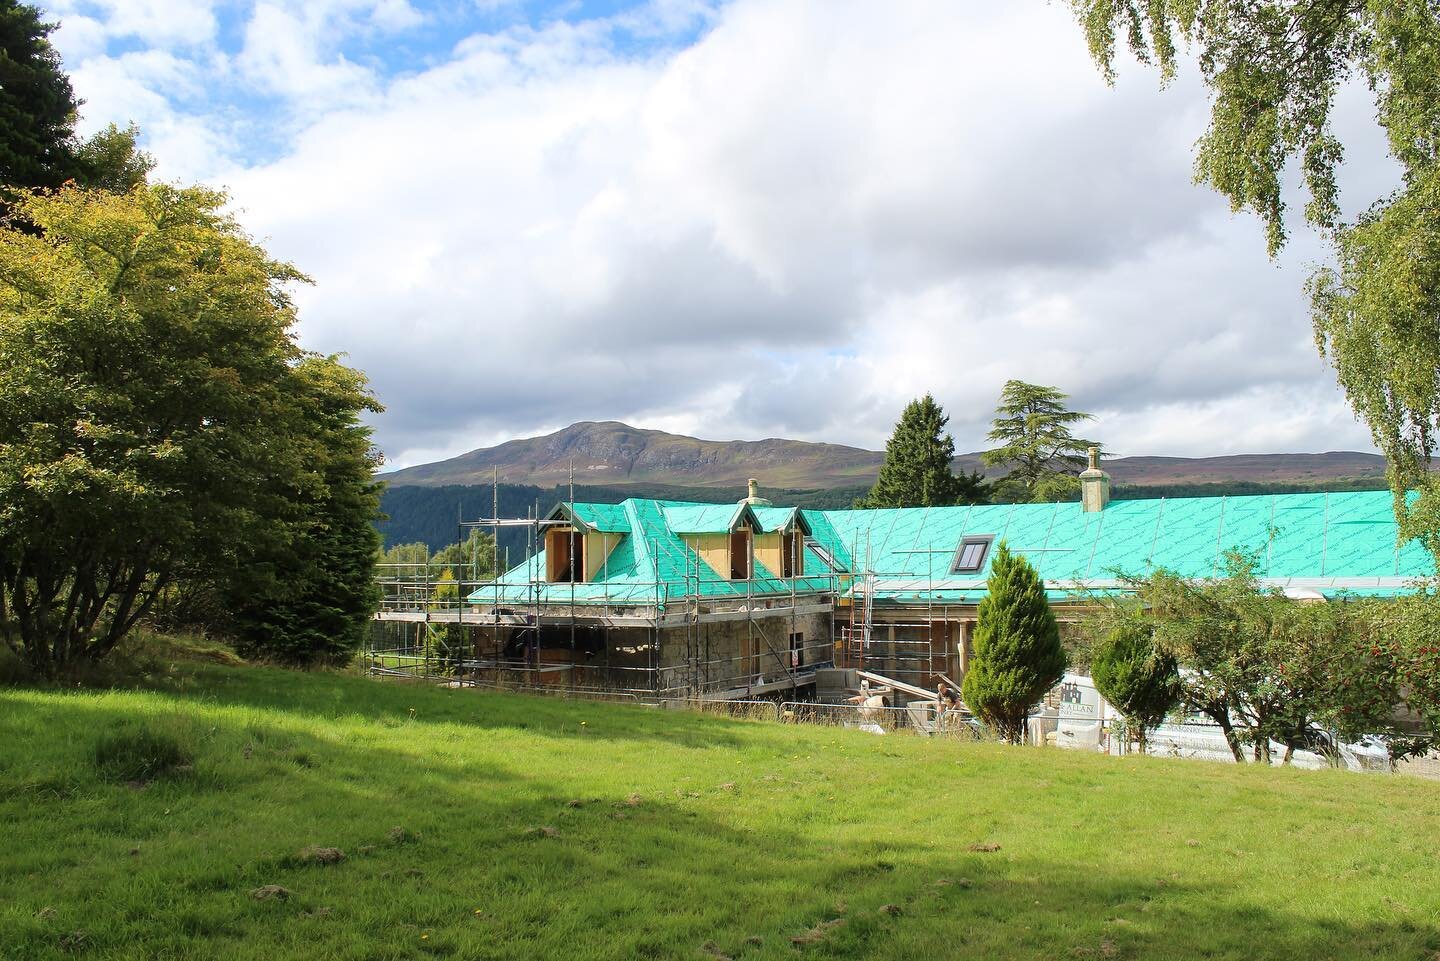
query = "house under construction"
xmin=373 ymin=454 xmax=1433 ymax=702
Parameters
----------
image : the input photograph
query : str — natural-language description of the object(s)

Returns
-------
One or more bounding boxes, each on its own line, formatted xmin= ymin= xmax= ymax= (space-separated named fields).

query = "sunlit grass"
xmin=3 ymin=641 xmax=1438 ymax=960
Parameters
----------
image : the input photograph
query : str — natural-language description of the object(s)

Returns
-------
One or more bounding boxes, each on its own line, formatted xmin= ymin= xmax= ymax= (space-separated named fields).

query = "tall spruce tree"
xmin=858 ymin=394 xmax=986 ymax=508
xmin=0 ymin=0 xmax=80 ymax=190
xmin=961 ymin=542 xmax=1067 ymax=743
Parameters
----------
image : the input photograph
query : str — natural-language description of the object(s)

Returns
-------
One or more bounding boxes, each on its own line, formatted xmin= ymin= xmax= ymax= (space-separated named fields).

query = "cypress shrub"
xmin=961 ymin=542 xmax=1067 ymax=743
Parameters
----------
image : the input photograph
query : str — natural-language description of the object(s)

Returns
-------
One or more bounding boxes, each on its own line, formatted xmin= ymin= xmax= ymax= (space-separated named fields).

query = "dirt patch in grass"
xmin=296 ymin=846 xmax=346 ymax=865
xmin=251 ymin=885 xmax=292 ymax=901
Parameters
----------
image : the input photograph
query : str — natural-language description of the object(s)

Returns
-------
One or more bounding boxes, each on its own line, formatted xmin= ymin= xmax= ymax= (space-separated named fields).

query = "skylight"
xmin=950 ymin=535 xmax=993 ymax=574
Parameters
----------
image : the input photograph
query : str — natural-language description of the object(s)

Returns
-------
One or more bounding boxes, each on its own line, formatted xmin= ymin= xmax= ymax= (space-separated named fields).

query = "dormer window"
xmin=950 ymin=535 xmax=993 ymax=574
xmin=546 ymin=527 xmax=586 ymax=583
xmin=730 ymin=527 xmax=752 ymax=579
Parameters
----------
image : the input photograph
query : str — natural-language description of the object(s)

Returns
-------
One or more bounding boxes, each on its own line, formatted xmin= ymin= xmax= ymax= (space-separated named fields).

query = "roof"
xmin=469 ymin=498 xmax=841 ymax=608
xmin=814 ymin=491 xmax=1434 ymax=604
xmin=471 ymin=490 xmax=1434 ymax=609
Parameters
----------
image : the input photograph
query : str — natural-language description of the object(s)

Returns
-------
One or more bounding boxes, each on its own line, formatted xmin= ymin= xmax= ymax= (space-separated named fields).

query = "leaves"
xmin=0 ymin=183 xmax=380 ymax=673
xmin=857 ymin=394 xmax=987 ymax=508
xmin=961 ymin=543 xmax=1068 ymax=742
xmin=981 ymin=380 xmax=1100 ymax=503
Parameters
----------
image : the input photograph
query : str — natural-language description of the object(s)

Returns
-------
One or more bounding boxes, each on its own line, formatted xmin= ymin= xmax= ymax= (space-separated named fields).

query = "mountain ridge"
xmin=379 ymin=420 xmax=1389 ymax=491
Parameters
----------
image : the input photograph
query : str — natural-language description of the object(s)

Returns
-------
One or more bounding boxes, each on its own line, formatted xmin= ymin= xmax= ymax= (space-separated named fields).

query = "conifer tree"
xmin=1090 ymin=621 xmax=1180 ymax=754
xmin=858 ymin=394 xmax=986 ymax=508
xmin=961 ymin=542 xmax=1067 ymax=743
xmin=0 ymin=0 xmax=80 ymax=190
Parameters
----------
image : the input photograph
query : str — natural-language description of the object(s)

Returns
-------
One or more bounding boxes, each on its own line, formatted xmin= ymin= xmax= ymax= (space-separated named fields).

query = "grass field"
xmin=3 ymin=644 xmax=1440 ymax=961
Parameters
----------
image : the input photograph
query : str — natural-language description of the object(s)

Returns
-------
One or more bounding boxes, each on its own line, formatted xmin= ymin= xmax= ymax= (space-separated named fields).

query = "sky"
xmin=39 ymin=0 xmax=1400 ymax=468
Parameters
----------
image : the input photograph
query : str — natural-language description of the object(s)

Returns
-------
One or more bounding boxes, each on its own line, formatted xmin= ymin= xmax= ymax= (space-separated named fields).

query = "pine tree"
xmin=1090 ymin=621 xmax=1180 ymax=754
xmin=961 ymin=542 xmax=1067 ymax=743
xmin=858 ymin=394 xmax=986 ymax=508
xmin=0 ymin=1 xmax=81 ymax=189
xmin=981 ymin=380 xmax=1100 ymax=503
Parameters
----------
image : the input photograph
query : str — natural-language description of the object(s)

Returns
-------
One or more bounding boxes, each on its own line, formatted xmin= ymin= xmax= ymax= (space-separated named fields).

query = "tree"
xmin=981 ymin=380 xmax=1101 ymax=503
xmin=1069 ymin=1 xmax=1440 ymax=555
xmin=961 ymin=542 xmax=1068 ymax=742
xmin=0 ymin=183 xmax=381 ymax=676
xmin=857 ymin=394 xmax=987 ymax=508
xmin=1116 ymin=551 xmax=1420 ymax=764
xmin=431 ymin=527 xmax=497 ymax=581
xmin=0 ymin=0 xmax=80 ymax=190
xmin=73 ymin=123 xmax=155 ymax=193
xmin=222 ymin=357 xmax=384 ymax=666
xmin=1090 ymin=620 xmax=1181 ymax=754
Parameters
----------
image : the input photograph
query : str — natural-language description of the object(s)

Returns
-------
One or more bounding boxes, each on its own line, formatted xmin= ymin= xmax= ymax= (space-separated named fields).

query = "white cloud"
xmin=42 ymin=0 xmax=1395 ymax=468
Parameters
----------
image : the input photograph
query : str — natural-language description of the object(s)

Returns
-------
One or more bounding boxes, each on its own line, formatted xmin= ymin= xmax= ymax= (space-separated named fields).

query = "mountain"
xmin=380 ymin=421 xmax=1390 ymax=492
xmin=380 ymin=421 xmax=885 ymax=489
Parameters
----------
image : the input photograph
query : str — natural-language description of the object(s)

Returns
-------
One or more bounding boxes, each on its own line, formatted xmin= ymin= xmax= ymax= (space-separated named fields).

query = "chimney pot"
xmin=1080 ymin=447 xmax=1110 ymax=512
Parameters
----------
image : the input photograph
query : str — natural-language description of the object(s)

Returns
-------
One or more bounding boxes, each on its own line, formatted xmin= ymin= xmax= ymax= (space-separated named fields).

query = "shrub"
xmin=961 ymin=542 xmax=1067 ymax=743
xmin=1091 ymin=621 xmax=1180 ymax=753
xmin=93 ymin=725 xmax=192 ymax=783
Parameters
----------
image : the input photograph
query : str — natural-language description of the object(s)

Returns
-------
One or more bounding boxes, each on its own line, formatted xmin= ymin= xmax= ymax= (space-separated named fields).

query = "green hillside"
xmin=3 ymin=643 xmax=1439 ymax=960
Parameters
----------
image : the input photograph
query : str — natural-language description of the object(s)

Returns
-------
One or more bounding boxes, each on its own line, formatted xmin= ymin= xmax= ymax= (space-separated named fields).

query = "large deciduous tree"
xmin=961 ymin=542 xmax=1068 ymax=743
xmin=982 ymin=380 xmax=1101 ymax=503
xmin=0 ymin=184 xmax=382 ymax=675
xmin=858 ymin=394 xmax=987 ymax=508
xmin=1069 ymin=1 xmax=1440 ymax=555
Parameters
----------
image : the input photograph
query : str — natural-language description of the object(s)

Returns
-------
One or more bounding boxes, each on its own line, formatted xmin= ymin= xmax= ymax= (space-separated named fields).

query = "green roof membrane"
xmin=469 ymin=491 xmax=1433 ymax=608
xmin=816 ymin=491 xmax=1432 ymax=602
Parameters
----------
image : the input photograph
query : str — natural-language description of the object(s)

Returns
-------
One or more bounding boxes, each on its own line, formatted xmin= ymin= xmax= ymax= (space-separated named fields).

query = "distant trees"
xmin=0 ymin=184 xmax=382 ymax=675
xmin=982 ymin=381 xmax=1101 ymax=503
xmin=1089 ymin=620 xmax=1180 ymax=754
xmin=961 ymin=543 xmax=1068 ymax=743
xmin=858 ymin=394 xmax=987 ymax=508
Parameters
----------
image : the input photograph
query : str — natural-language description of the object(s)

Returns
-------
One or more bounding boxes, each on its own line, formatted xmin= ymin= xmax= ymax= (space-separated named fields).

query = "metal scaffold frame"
xmin=369 ymin=471 xmax=842 ymax=702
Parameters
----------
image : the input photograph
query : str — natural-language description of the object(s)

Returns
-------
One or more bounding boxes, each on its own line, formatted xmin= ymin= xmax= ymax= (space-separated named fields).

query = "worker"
xmin=936 ymin=681 xmax=961 ymax=728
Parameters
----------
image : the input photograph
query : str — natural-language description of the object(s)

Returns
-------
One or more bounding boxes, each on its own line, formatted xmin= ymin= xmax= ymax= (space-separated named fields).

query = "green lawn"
xmin=3 ymin=647 xmax=1439 ymax=961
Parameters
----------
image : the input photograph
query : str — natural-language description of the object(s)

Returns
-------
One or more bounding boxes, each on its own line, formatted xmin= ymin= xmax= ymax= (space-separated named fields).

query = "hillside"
xmin=380 ymin=421 xmax=1389 ymax=491
xmin=380 ymin=421 xmax=884 ymax=489
xmin=3 ymin=649 xmax=1438 ymax=960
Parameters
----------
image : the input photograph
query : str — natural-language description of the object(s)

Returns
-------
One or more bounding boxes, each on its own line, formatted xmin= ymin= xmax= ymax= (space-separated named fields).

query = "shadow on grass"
xmin=2 ymin=678 xmax=1438 ymax=961
xmin=124 ymin=660 xmax=763 ymax=750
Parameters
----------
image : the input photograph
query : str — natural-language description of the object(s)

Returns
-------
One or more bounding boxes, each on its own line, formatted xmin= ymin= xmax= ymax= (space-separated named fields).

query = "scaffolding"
xmin=371 ymin=486 xmax=841 ymax=701
xmin=835 ymin=530 xmax=971 ymax=695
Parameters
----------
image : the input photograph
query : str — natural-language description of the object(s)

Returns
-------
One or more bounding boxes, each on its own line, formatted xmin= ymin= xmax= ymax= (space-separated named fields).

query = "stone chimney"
xmin=743 ymin=477 xmax=772 ymax=506
xmin=1080 ymin=447 xmax=1110 ymax=513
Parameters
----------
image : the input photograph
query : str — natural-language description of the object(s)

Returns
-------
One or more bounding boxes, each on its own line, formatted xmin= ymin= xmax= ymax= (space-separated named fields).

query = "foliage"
xmin=857 ymin=394 xmax=988 ymax=508
xmin=72 ymin=122 xmax=155 ymax=193
xmin=981 ymin=380 xmax=1101 ymax=503
xmin=1070 ymin=0 xmax=1440 ymax=556
xmin=961 ymin=542 xmax=1068 ymax=742
xmin=0 ymin=0 xmax=79 ymax=190
xmin=1089 ymin=620 xmax=1181 ymax=753
xmin=1106 ymin=551 xmax=1428 ymax=762
xmin=223 ymin=358 xmax=384 ymax=667
xmin=431 ymin=527 xmax=497 ymax=580
xmin=0 ymin=184 xmax=380 ymax=675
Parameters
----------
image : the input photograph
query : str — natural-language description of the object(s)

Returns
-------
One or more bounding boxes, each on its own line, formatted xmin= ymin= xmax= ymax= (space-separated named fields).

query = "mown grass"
xmin=2 ymin=643 xmax=1439 ymax=961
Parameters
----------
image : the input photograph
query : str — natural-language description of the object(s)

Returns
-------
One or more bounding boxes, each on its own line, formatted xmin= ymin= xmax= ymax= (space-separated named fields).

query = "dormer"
xmin=541 ymin=503 xmax=621 ymax=583
xmin=752 ymin=505 xmax=812 ymax=579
